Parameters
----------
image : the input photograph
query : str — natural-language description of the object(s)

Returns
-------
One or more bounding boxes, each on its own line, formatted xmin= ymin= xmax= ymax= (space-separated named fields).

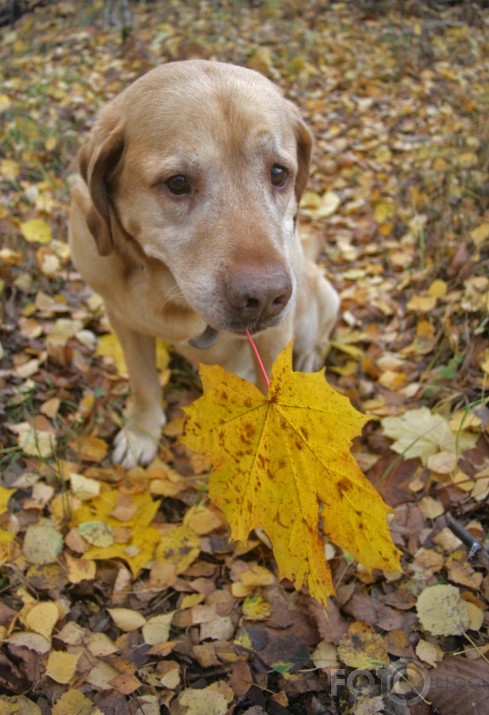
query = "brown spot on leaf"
xmin=337 ymin=478 xmax=351 ymax=495
xmin=242 ymin=422 xmax=256 ymax=442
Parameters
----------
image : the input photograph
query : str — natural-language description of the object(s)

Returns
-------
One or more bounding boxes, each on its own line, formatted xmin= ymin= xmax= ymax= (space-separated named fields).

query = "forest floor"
xmin=1 ymin=1 xmax=489 ymax=714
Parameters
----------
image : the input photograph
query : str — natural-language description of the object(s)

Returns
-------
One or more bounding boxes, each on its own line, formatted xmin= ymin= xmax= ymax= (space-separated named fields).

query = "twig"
xmin=445 ymin=513 xmax=489 ymax=570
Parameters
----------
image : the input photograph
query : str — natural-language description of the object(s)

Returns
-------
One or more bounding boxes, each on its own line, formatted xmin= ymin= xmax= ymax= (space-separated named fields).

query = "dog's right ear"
xmin=286 ymin=101 xmax=314 ymax=204
xmin=78 ymin=123 xmax=124 ymax=256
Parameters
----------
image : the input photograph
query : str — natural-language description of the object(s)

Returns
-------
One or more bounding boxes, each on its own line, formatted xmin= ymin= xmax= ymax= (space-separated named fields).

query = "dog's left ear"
xmin=288 ymin=102 xmax=314 ymax=202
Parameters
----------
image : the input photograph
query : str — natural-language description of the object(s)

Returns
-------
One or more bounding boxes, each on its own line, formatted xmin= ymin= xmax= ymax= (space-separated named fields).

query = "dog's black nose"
xmin=225 ymin=267 xmax=292 ymax=323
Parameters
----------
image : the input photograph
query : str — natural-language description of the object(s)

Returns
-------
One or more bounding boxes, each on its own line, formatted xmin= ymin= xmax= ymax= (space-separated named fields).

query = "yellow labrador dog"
xmin=69 ymin=60 xmax=339 ymax=468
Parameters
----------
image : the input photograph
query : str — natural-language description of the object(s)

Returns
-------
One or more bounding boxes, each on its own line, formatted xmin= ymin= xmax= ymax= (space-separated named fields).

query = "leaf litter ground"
xmin=1 ymin=2 xmax=489 ymax=714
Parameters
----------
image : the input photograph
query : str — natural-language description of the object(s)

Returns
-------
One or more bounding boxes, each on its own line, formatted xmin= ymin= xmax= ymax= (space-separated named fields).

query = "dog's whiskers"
xmin=161 ymin=284 xmax=184 ymax=310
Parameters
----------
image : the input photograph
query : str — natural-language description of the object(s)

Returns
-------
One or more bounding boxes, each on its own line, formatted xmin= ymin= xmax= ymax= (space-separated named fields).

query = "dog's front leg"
xmin=293 ymin=261 xmax=340 ymax=373
xmin=107 ymin=311 xmax=166 ymax=468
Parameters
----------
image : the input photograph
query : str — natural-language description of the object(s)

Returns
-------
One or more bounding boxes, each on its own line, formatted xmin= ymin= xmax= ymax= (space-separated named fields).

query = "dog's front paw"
xmin=112 ymin=413 xmax=166 ymax=469
xmin=294 ymin=348 xmax=324 ymax=374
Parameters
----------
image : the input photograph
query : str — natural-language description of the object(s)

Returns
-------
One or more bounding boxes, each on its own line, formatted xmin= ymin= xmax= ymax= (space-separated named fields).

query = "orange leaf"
xmin=71 ymin=435 xmax=108 ymax=462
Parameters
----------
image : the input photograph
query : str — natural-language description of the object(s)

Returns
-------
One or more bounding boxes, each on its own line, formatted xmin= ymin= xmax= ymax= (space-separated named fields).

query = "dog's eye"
xmin=270 ymin=165 xmax=289 ymax=187
xmin=165 ymin=175 xmax=191 ymax=195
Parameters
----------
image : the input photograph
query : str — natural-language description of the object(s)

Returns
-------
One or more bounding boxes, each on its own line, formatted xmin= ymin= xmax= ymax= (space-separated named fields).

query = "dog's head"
xmin=78 ymin=60 xmax=313 ymax=335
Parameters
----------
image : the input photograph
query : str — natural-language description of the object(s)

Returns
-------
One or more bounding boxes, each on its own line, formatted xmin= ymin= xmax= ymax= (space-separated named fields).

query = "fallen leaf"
xmin=382 ymin=407 xmax=476 ymax=464
xmin=108 ymin=608 xmax=147 ymax=632
xmin=159 ymin=661 xmax=181 ymax=689
xmin=429 ymin=656 xmax=489 ymax=714
xmin=426 ymin=451 xmax=457 ymax=474
xmin=72 ymin=488 xmax=162 ymax=573
xmin=353 ymin=696 xmax=385 ymax=715
xmin=20 ymin=218 xmax=52 ymax=244
xmin=471 ymin=222 xmax=489 ymax=246
xmin=45 ymin=651 xmax=80 ymax=685
xmin=85 ymin=632 xmax=118 ymax=657
xmin=465 ymin=601 xmax=484 ymax=631
xmin=0 ymin=695 xmax=41 ymax=714
xmin=183 ymin=342 xmax=401 ymax=604
xmin=0 ymin=486 xmax=15 ymax=514
xmin=337 ymin=622 xmax=390 ymax=669
xmin=0 ymin=158 xmax=20 ymax=180
xmin=301 ymin=190 xmax=341 ymax=218
xmin=428 ymin=279 xmax=448 ymax=297
xmin=416 ymin=584 xmax=470 ymax=636
xmin=142 ymin=612 xmax=174 ymax=645
xmin=311 ymin=640 xmax=339 ymax=671
xmin=12 ymin=423 xmax=56 ymax=458
xmin=242 ymin=595 xmax=273 ymax=621
xmin=183 ymin=503 xmax=224 ymax=535
xmin=415 ymin=638 xmax=444 ymax=667
xmin=77 ymin=521 xmax=114 ymax=548
xmin=7 ymin=631 xmax=51 ymax=654
xmin=86 ymin=662 xmax=120 ymax=690
xmin=71 ymin=435 xmax=108 ymax=462
xmin=23 ymin=522 xmax=63 ymax=564
xmin=64 ymin=553 xmax=96 ymax=584
xmin=110 ymin=672 xmax=142 ymax=695
xmin=52 ymin=689 xmax=100 ymax=715
xmin=154 ymin=524 xmax=201 ymax=575
xmin=24 ymin=602 xmax=59 ymax=640
xmin=70 ymin=473 xmax=101 ymax=501
xmin=172 ymin=684 xmax=230 ymax=715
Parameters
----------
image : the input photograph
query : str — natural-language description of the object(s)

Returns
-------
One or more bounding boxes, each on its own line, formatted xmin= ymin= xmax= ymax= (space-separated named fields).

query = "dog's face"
xmin=79 ymin=61 xmax=313 ymax=335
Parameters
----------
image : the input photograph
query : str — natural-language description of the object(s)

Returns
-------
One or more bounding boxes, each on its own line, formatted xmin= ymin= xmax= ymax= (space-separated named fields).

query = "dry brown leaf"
xmin=7 ymin=631 xmax=51 ymax=654
xmin=142 ymin=613 xmax=174 ymax=646
xmin=415 ymin=639 xmax=444 ymax=667
xmin=429 ymin=656 xmax=489 ymax=714
xmin=110 ymin=672 xmax=142 ymax=695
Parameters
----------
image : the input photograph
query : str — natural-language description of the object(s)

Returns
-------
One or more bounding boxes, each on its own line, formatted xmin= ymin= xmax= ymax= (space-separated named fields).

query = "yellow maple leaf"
xmin=71 ymin=487 xmax=162 ymax=575
xmin=182 ymin=342 xmax=401 ymax=604
xmin=84 ymin=525 xmax=162 ymax=575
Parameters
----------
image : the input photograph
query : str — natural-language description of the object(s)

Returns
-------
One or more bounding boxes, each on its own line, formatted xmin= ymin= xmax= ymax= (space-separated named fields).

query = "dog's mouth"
xmin=189 ymin=315 xmax=284 ymax=350
xmin=188 ymin=324 xmax=220 ymax=349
